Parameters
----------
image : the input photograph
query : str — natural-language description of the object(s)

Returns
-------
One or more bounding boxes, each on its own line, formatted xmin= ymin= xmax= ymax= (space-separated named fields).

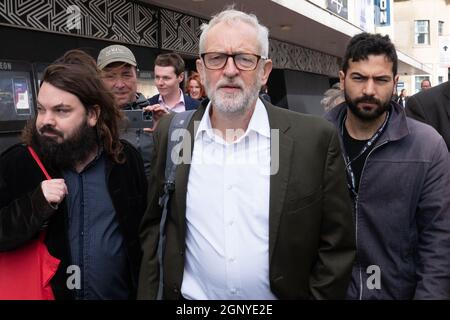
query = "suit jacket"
xmin=148 ymin=93 xmax=200 ymax=111
xmin=137 ymin=100 xmax=355 ymax=300
xmin=406 ymin=81 xmax=450 ymax=151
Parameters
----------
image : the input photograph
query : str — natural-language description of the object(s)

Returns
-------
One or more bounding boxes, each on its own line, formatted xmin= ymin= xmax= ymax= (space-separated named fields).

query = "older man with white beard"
xmin=137 ymin=8 xmax=355 ymax=300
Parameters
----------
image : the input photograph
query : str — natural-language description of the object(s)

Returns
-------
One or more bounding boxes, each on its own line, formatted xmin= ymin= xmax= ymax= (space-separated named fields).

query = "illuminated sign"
xmin=0 ymin=62 xmax=12 ymax=71
xmin=375 ymin=0 xmax=391 ymax=26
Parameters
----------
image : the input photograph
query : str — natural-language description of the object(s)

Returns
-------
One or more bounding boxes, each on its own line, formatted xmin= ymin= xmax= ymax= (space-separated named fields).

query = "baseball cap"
xmin=97 ymin=44 xmax=137 ymax=70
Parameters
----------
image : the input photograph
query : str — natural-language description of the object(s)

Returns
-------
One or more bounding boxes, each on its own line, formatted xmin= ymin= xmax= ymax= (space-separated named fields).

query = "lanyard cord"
xmin=341 ymin=111 xmax=390 ymax=197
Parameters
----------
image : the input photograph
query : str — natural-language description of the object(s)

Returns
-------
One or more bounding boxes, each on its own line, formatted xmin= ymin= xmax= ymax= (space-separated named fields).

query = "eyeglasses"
xmin=200 ymin=52 xmax=267 ymax=71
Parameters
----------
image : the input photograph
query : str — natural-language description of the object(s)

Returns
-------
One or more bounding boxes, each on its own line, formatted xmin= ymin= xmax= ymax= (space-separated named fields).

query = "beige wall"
xmin=394 ymin=0 xmax=450 ymax=94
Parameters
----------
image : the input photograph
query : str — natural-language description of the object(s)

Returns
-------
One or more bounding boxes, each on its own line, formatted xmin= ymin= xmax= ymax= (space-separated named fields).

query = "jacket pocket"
xmin=286 ymin=188 xmax=323 ymax=214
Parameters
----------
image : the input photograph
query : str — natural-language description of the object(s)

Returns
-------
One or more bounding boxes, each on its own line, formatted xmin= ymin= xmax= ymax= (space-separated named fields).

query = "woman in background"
xmin=186 ymin=72 xmax=206 ymax=101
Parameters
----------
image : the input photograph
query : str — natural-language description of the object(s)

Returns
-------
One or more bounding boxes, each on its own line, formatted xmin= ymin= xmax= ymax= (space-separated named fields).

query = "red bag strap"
xmin=27 ymin=146 xmax=52 ymax=180
xmin=27 ymin=146 xmax=53 ymax=237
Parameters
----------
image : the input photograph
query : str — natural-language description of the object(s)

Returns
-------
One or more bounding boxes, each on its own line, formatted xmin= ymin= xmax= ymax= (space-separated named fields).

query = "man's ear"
xmin=339 ymin=71 xmax=345 ymax=91
xmin=260 ymin=59 xmax=273 ymax=86
xmin=196 ymin=59 xmax=204 ymax=79
xmin=178 ymin=72 xmax=184 ymax=84
xmin=393 ymin=75 xmax=399 ymax=92
xmin=88 ymin=105 xmax=100 ymax=127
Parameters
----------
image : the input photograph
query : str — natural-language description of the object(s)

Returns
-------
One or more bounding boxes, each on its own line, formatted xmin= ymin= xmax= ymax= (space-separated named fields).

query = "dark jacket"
xmin=121 ymin=93 xmax=154 ymax=178
xmin=0 ymin=140 xmax=148 ymax=299
xmin=396 ymin=96 xmax=408 ymax=108
xmin=137 ymin=100 xmax=355 ymax=300
xmin=148 ymin=93 xmax=200 ymax=111
xmin=325 ymin=102 xmax=450 ymax=299
xmin=406 ymin=81 xmax=450 ymax=151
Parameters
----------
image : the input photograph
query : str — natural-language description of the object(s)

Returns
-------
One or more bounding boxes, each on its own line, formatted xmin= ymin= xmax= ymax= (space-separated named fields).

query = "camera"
xmin=122 ymin=109 xmax=153 ymax=129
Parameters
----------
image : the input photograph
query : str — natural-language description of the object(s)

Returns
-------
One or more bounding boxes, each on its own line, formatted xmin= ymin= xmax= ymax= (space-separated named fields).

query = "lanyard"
xmin=341 ymin=111 xmax=390 ymax=197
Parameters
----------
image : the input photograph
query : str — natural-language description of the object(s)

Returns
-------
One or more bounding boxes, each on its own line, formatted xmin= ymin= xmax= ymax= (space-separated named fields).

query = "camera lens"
xmin=143 ymin=112 xmax=152 ymax=121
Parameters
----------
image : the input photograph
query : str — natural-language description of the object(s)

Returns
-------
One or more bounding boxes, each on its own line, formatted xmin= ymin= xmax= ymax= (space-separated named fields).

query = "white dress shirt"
xmin=158 ymin=89 xmax=186 ymax=113
xmin=181 ymin=98 xmax=277 ymax=300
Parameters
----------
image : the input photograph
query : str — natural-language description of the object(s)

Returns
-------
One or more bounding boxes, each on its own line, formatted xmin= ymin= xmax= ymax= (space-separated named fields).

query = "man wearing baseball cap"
xmin=97 ymin=44 xmax=144 ymax=109
xmin=97 ymin=44 xmax=167 ymax=178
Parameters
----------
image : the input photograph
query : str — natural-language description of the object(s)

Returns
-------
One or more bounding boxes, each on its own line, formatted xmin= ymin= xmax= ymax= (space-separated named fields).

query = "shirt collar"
xmin=158 ymin=89 xmax=185 ymax=106
xmin=195 ymin=98 xmax=270 ymax=142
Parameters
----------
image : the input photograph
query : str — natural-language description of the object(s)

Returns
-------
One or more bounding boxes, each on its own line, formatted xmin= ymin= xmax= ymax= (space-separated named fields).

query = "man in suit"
xmin=406 ymin=81 xmax=450 ymax=151
xmin=396 ymin=88 xmax=408 ymax=108
xmin=146 ymin=53 xmax=200 ymax=113
xmin=137 ymin=8 xmax=355 ymax=300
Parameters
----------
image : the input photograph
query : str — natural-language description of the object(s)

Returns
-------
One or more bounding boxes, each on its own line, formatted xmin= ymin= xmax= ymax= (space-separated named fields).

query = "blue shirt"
xmin=63 ymin=152 xmax=130 ymax=300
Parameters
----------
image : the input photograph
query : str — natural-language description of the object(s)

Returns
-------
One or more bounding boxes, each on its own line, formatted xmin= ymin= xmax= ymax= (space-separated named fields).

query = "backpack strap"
xmin=158 ymin=110 xmax=196 ymax=212
xmin=157 ymin=109 xmax=195 ymax=299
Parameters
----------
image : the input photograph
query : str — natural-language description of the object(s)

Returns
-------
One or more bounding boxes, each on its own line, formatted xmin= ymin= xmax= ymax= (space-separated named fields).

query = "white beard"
xmin=203 ymin=69 xmax=263 ymax=115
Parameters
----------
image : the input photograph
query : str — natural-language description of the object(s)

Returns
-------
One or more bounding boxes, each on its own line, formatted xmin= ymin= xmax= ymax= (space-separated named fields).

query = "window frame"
xmin=415 ymin=20 xmax=430 ymax=45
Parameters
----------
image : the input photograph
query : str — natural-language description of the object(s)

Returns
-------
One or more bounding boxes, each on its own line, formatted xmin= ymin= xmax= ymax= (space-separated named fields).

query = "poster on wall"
xmin=13 ymin=78 xmax=31 ymax=115
xmin=327 ymin=0 xmax=348 ymax=20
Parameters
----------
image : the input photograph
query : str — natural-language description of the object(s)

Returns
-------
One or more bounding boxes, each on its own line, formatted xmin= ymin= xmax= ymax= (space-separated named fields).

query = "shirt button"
xmin=228 ymin=221 xmax=234 ymax=226
xmin=227 ymin=185 xmax=233 ymax=190
xmin=229 ymin=257 xmax=235 ymax=262
xmin=230 ymin=288 xmax=237 ymax=294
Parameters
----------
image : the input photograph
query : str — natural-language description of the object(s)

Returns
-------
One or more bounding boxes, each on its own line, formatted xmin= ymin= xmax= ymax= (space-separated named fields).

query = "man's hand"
xmin=142 ymin=104 xmax=170 ymax=132
xmin=41 ymin=179 xmax=68 ymax=209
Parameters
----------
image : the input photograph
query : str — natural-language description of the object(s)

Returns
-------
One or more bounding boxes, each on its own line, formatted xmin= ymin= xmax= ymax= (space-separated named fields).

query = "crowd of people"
xmin=1 ymin=7 xmax=450 ymax=301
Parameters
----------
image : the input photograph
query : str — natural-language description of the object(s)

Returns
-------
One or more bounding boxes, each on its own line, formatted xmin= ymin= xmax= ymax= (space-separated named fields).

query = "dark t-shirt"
xmin=343 ymin=125 xmax=374 ymax=193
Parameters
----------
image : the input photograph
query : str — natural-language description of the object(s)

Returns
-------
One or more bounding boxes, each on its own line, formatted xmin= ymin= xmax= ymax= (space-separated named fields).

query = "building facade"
xmin=0 ymin=0 xmax=429 ymax=152
xmin=393 ymin=0 xmax=450 ymax=94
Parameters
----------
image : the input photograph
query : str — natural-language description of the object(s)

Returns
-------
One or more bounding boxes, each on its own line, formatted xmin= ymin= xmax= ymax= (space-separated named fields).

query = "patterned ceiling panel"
xmin=0 ymin=0 xmax=340 ymax=76
xmin=0 ymin=0 xmax=158 ymax=47
xmin=270 ymin=39 xmax=340 ymax=77
xmin=160 ymin=8 xmax=204 ymax=55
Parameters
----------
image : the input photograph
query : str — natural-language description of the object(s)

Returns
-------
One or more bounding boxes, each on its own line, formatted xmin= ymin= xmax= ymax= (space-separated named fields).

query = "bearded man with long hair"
xmin=0 ymin=49 xmax=147 ymax=300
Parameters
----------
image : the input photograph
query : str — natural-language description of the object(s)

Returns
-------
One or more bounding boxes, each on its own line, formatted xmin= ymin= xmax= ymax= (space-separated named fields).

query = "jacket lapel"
xmin=265 ymin=103 xmax=293 ymax=265
xmin=175 ymin=104 xmax=206 ymax=245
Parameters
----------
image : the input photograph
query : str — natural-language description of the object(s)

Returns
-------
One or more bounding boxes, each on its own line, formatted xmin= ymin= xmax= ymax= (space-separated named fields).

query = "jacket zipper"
xmin=356 ymin=140 xmax=389 ymax=300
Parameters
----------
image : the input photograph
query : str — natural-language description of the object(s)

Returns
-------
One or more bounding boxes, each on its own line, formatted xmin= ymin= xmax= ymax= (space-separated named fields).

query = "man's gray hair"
xmin=321 ymin=83 xmax=345 ymax=112
xmin=199 ymin=7 xmax=269 ymax=57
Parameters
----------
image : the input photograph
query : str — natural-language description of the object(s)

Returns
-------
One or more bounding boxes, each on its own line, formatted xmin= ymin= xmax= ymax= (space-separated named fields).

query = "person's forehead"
xmin=203 ymin=20 xmax=260 ymax=53
xmin=38 ymin=82 xmax=82 ymax=107
xmin=347 ymin=55 xmax=394 ymax=75
xmin=103 ymin=62 xmax=134 ymax=73
xmin=154 ymin=65 xmax=177 ymax=76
